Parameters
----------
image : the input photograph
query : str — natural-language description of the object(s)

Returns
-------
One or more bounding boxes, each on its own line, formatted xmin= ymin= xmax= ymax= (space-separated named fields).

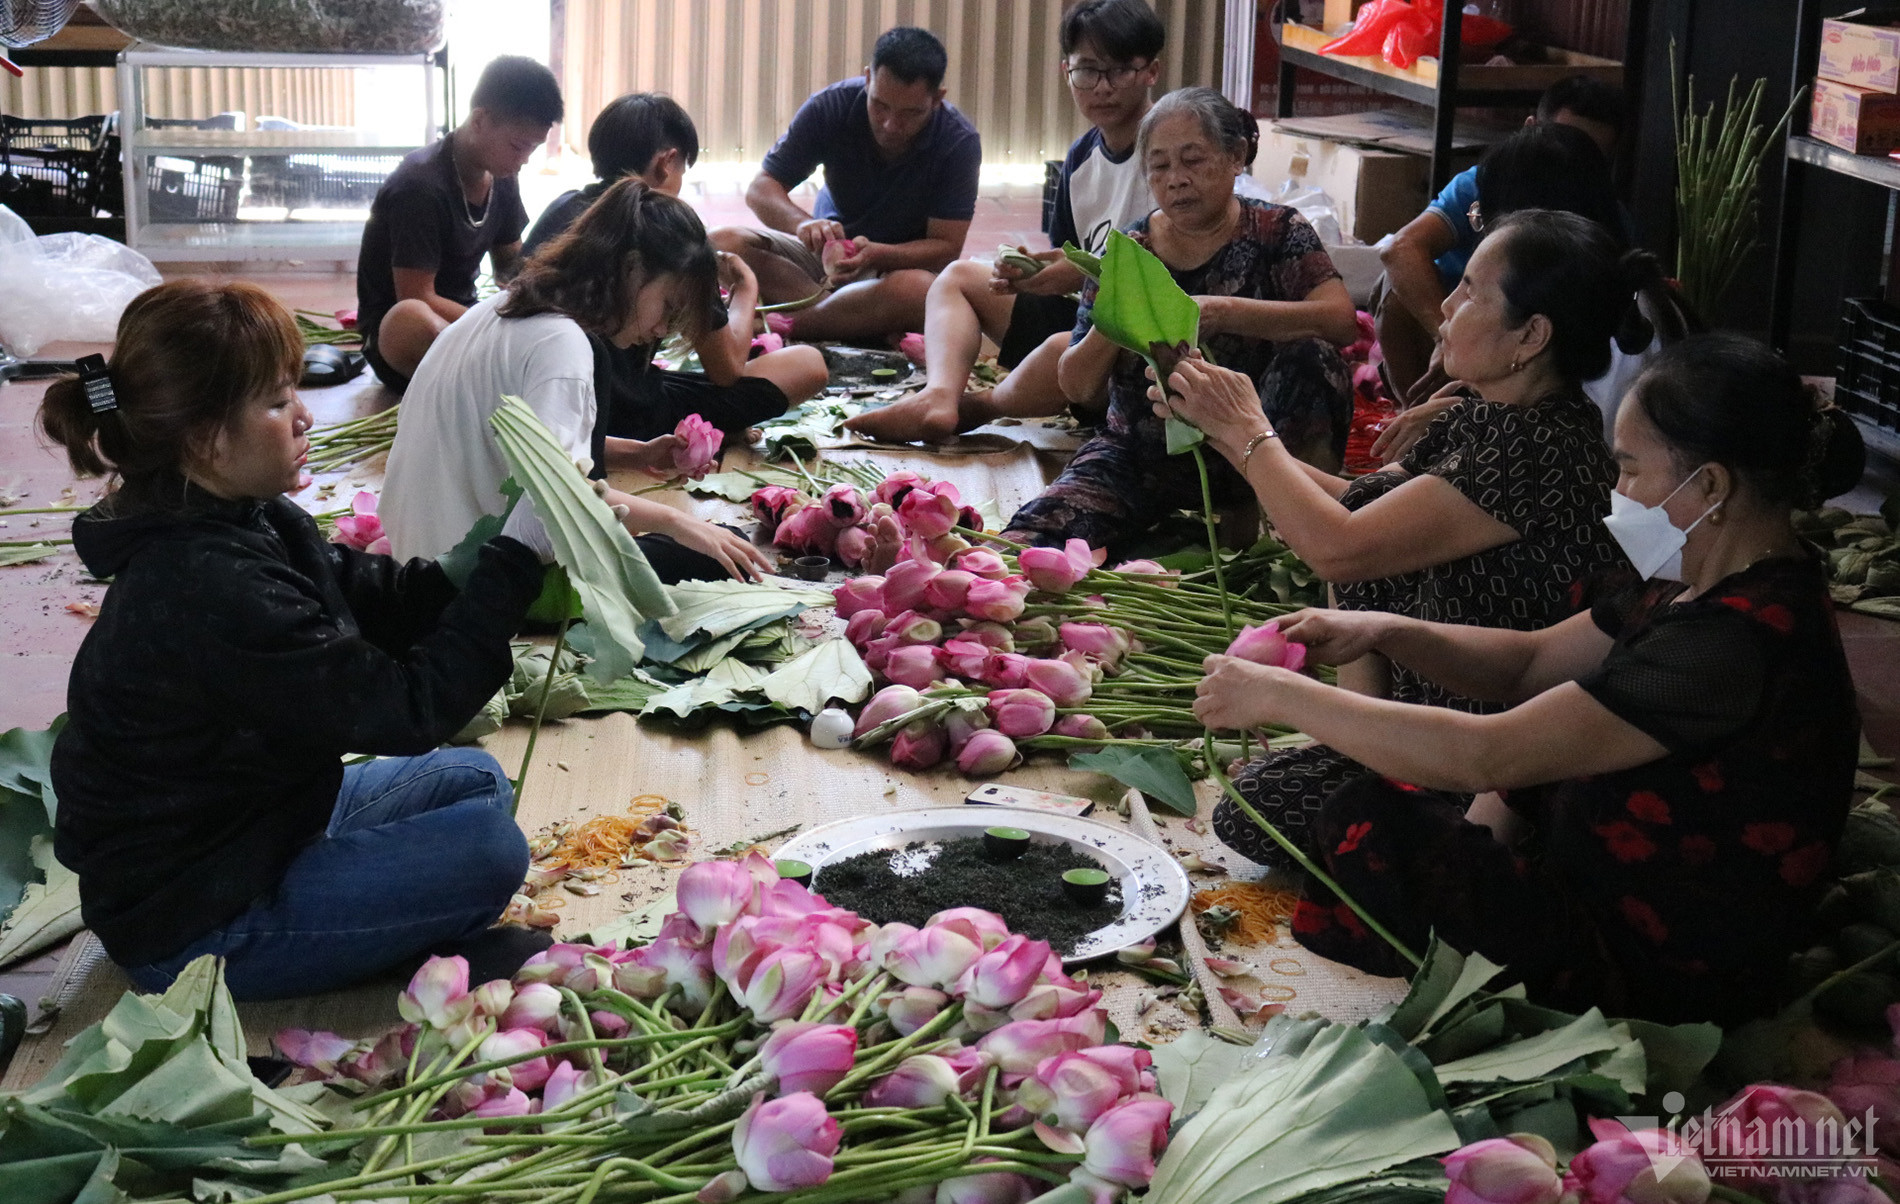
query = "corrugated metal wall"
xmin=559 ymin=0 xmax=1226 ymax=167
xmin=1 ymin=67 xmax=355 ymax=126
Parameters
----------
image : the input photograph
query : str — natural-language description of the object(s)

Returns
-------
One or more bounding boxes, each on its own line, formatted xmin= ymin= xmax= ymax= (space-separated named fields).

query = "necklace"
xmin=447 ymin=133 xmax=488 ymax=230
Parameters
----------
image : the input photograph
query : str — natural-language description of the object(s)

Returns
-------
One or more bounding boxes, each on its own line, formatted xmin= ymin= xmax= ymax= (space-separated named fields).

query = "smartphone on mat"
xmin=965 ymin=783 xmax=1095 ymax=817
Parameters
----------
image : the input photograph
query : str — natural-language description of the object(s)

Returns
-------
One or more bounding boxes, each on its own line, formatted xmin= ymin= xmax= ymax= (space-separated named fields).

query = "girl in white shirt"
xmin=383 ymin=179 xmax=771 ymax=583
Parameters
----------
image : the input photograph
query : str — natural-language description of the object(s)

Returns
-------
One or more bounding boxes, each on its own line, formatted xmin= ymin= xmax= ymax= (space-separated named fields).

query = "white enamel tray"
xmin=776 ymin=806 xmax=1190 ymax=962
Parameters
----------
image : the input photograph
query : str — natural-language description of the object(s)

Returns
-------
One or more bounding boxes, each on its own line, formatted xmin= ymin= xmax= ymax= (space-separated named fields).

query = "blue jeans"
xmin=126 ymin=749 xmax=528 ymax=1001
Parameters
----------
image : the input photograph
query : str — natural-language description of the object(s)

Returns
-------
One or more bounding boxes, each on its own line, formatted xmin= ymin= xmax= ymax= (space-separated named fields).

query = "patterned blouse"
xmin=1072 ymin=198 xmax=1342 ymax=449
xmin=1333 ymin=388 xmax=1627 ymax=710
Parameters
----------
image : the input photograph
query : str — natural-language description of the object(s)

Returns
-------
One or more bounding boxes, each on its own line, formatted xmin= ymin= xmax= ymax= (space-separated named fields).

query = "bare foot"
xmin=866 ymin=513 xmax=906 ymax=573
xmin=844 ymin=389 xmax=961 ymax=444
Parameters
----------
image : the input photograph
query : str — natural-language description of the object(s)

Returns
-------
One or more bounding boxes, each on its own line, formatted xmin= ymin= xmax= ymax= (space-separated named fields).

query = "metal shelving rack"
xmin=1269 ymin=0 xmax=1651 ymax=192
xmin=116 ymin=43 xmax=444 ymax=263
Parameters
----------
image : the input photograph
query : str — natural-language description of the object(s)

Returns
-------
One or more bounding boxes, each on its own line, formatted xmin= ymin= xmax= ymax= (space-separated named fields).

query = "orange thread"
xmin=1190 ymin=883 xmax=1301 ymax=946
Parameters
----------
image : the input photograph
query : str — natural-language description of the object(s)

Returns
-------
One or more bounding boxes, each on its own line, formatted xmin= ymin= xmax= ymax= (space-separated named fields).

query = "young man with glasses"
xmin=846 ymin=0 xmax=1164 ymax=444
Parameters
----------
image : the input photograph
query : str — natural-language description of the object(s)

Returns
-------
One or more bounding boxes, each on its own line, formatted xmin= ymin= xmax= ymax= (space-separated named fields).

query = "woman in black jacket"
xmin=38 ymin=279 xmax=549 ymax=1000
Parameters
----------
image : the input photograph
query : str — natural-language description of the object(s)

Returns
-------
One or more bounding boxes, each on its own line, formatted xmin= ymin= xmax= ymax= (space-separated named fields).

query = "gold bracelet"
xmin=1240 ymin=429 xmax=1279 ymax=470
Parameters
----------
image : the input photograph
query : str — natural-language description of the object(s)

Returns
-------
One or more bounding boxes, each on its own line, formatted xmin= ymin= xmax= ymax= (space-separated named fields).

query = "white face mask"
xmin=1602 ymin=464 xmax=1723 ymax=581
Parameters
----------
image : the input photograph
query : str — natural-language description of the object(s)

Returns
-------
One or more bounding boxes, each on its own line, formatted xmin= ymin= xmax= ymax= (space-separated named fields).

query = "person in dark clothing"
xmin=357 ymin=55 xmax=564 ymax=393
xmin=37 ymin=279 xmax=552 ymax=1000
xmin=710 ymin=26 xmax=982 ymax=343
xmin=522 ymin=93 xmax=828 ymax=445
xmin=1193 ymin=333 xmax=1866 ymax=1026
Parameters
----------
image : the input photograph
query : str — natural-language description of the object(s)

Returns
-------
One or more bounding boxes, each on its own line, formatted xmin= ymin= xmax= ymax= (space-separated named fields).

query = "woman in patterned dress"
xmin=1002 ymin=87 xmax=1360 ymax=551
xmin=1163 ymin=210 xmax=1665 ymax=865
xmin=1192 ymin=333 xmax=1865 ymax=1024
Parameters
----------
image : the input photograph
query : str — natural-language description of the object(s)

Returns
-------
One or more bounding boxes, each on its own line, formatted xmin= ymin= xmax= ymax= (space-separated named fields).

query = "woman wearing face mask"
xmin=39 ymin=280 xmax=552 ymax=1000
xmin=1192 ymin=333 xmax=1865 ymax=1024
xmin=1001 ymin=86 xmax=1360 ymax=549
xmin=1162 ymin=209 xmax=1651 ymax=868
xmin=381 ymin=177 xmax=773 ymax=584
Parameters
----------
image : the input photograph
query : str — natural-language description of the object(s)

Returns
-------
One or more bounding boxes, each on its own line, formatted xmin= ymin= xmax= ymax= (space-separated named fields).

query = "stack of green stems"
xmin=225 ymin=976 xmax=1085 ymax=1204
xmin=306 ymin=406 xmax=401 ymax=474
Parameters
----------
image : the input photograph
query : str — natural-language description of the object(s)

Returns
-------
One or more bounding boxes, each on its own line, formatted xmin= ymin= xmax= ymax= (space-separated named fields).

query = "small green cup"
xmin=775 ymin=859 xmax=813 ymax=887
xmin=1061 ymin=867 xmax=1111 ymax=906
xmin=982 ymin=826 xmax=1030 ymax=860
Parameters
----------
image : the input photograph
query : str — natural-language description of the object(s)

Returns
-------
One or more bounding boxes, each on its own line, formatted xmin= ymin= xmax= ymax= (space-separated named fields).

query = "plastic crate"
xmin=248 ymin=152 xmax=402 ymax=212
xmin=1837 ymin=297 xmax=1900 ymax=433
xmin=0 ymin=115 xmax=118 ymax=221
xmin=139 ymin=114 xmax=243 ymax=223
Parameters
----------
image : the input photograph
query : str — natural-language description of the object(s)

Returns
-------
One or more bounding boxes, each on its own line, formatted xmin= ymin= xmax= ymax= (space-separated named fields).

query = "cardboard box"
xmin=1811 ymin=76 xmax=1900 ymax=155
xmin=1821 ymin=16 xmax=1900 ymax=94
xmin=1252 ymin=112 xmax=1493 ymax=244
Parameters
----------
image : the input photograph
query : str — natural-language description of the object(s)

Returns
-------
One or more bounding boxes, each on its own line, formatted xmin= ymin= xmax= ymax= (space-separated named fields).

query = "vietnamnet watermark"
xmin=1623 ymin=1092 xmax=1883 ymax=1183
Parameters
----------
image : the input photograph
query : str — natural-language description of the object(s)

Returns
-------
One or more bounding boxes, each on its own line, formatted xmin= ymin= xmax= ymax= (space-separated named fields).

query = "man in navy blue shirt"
xmin=710 ymin=27 xmax=981 ymax=344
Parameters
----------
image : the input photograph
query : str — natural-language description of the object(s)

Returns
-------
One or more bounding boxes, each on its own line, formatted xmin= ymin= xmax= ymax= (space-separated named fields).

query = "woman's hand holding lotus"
xmin=1274 ymin=608 xmax=1395 ymax=667
xmin=1145 ymin=352 xmax=1272 ymax=462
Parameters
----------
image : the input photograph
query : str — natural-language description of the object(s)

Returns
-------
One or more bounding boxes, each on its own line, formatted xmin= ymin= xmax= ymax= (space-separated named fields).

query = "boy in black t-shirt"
xmin=356 ymin=56 xmax=563 ymax=393
xmin=521 ymin=93 xmax=828 ymax=443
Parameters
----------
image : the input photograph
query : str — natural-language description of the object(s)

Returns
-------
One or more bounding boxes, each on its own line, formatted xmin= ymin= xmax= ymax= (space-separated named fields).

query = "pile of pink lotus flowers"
xmin=825 ymin=525 xmax=1309 ymax=775
xmin=272 ymin=854 xmax=1171 ymax=1204
xmin=754 ymin=470 xmax=985 ymax=571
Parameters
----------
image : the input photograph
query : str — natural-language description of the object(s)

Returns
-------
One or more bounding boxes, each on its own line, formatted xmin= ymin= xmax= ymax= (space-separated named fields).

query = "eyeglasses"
xmin=1466 ymin=199 xmax=1485 ymax=233
xmin=1064 ymin=61 xmax=1147 ymax=90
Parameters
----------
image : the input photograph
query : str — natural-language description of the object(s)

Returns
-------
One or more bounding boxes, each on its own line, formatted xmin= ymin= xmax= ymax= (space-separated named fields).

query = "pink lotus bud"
xmin=672 ymin=414 xmax=721 ymax=480
xmin=1012 ymin=617 xmax=1059 ymax=651
xmin=959 ymin=621 xmax=1015 ymax=651
xmin=470 ymin=979 xmax=514 ymax=1019
xmin=864 ymin=1053 xmax=965 ymax=1108
xmin=641 ymin=936 xmax=719 ymax=1009
xmin=981 ymin=653 xmax=1031 ymax=689
xmin=954 ymin=549 xmax=1011 ymax=580
xmin=1111 ymin=559 xmax=1176 ymax=585
xmin=1827 ymin=1051 xmax=1900 ymax=1154
xmin=854 ymin=684 xmax=924 ymax=737
xmin=873 ymin=470 xmax=927 ymax=507
xmin=1059 ymin=623 xmax=1131 ymax=665
xmin=885 ymin=609 xmax=943 ymax=646
xmin=1023 ymin=659 xmax=1092 ymax=708
xmin=888 ymin=922 xmax=985 ymax=988
xmin=774 ymin=505 xmax=839 ymax=556
xmin=1070 ymin=1045 xmax=1150 ymax=1094
xmin=498 ymin=981 xmax=563 ymax=1031
xmin=880 ymin=984 xmax=951 ymax=1034
xmin=956 ymin=729 xmax=1019 ymax=777
xmin=928 ymin=908 xmax=1011 ymax=952
xmin=899 ymin=481 xmax=963 ymax=539
xmin=845 ymin=609 xmax=888 ymax=647
xmin=832 ymin=575 xmax=886 ymax=618
xmin=1564 ymin=1121 xmax=1709 ymax=1204
xmin=678 ymin=859 xmax=766 ymax=931
xmin=1019 ymin=539 xmax=1105 ymax=593
xmin=480 ymin=1027 xmax=553 ymax=1092
xmin=471 ymin=1086 xmax=535 ymax=1119
xmin=331 ymin=491 xmax=388 ymax=551
xmin=987 ymin=689 xmax=1057 ymax=738
xmin=957 ymin=506 xmax=986 ymax=534
xmin=399 ymin=955 xmax=473 ymax=1030
xmin=1059 ymin=649 xmax=1104 ymax=684
xmin=955 ymin=933 xmax=1050 ymax=1007
xmin=1020 ymin=1051 xmax=1124 ymax=1134
xmin=274 ymin=1028 xmax=359 ymax=1075
xmin=978 ymin=1018 xmax=1093 ymax=1075
xmin=964 ymin=576 xmax=1030 ymax=623
xmin=1700 ymin=1088 xmax=1840 ymax=1192
xmin=541 ymin=1061 xmax=593 ymax=1112
xmin=885 ymin=645 xmax=947 ymax=690
xmin=761 ymin=1022 xmax=859 ymax=1096
xmin=1081 ymin=1098 xmax=1173 ymax=1188
xmin=834 ymin=525 xmax=876 ymax=569
xmin=891 ymin=720 xmax=948 ymax=770
xmin=862 ymin=633 xmax=900 ymax=673
xmin=1443 ymin=1136 xmax=1564 ymax=1204
xmin=1010 ymin=984 xmax=1100 ymax=1021
xmin=943 ymin=707 xmax=992 ymax=754
xmin=1226 ymin=621 xmax=1307 ymax=672
xmin=925 ymin=569 xmax=978 ymax=613
xmin=751 ymin=486 xmax=805 ymax=537
xmin=732 ymin=1092 xmax=842 ymax=1192
xmin=940 ymin=639 xmax=995 ymax=681
xmin=1053 ymin=714 xmax=1110 ymax=744
xmin=822 ymin=484 xmax=867 ymax=527
xmin=883 ymin=556 xmax=942 ymax=614
xmin=739 ymin=949 xmax=827 ymax=1022
xmin=937 ymin=1165 xmax=1034 ymax=1204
